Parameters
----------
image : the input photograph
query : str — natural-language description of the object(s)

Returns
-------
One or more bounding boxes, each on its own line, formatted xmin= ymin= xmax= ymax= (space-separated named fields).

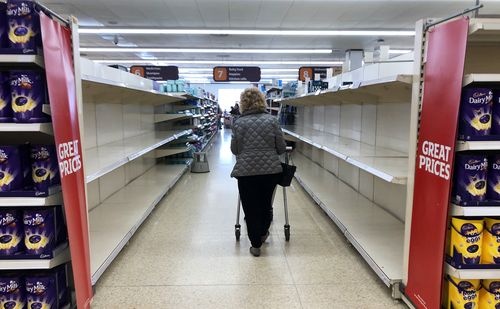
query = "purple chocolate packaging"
xmin=23 ymin=209 xmax=55 ymax=257
xmin=31 ymin=146 xmax=60 ymax=193
xmin=0 ymin=146 xmax=24 ymax=192
xmin=10 ymin=71 xmax=46 ymax=123
xmin=25 ymin=275 xmax=56 ymax=309
xmin=6 ymin=0 xmax=40 ymax=52
xmin=0 ymin=274 xmax=25 ymax=309
xmin=0 ymin=2 xmax=7 ymax=48
xmin=488 ymin=154 xmax=500 ymax=201
xmin=26 ymin=266 xmax=69 ymax=309
xmin=0 ymin=209 xmax=23 ymax=256
xmin=453 ymin=154 xmax=488 ymax=204
xmin=458 ymin=88 xmax=494 ymax=140
xmin=493 ymin=90 xmax=500 ymax=135
xmin=0 ymin=72 xmax=13 ymax=123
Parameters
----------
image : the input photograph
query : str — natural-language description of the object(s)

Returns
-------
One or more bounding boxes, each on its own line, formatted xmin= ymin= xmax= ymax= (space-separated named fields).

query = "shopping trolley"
xmin=235 ymin=146 xmax=294 ymax=242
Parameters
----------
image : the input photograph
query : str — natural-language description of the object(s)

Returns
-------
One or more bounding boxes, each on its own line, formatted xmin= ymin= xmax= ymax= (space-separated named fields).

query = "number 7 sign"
xmin=213 ymin=67 xmax=228 ymax=82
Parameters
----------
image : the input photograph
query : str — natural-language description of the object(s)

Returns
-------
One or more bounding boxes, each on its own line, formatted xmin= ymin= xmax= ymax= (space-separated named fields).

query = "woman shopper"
xmin=230 ymin=87 xmax=287 ymax=257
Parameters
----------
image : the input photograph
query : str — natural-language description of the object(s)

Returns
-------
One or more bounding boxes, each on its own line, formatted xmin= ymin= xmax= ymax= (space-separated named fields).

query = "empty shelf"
xmin=0 ymin=123 xmax=53 ymax=135
xmin=469 ymin=19 xmax=500 ymax=44
xmin=283 ymin=126 xmax=408 ymax=184
xmin=279 ymin=75 xmax=412 ymax=106
xmin=155 ymin=146 xmax=192 ymax=158
xmin=292 ymin=152 xmax=404 ymax=286
xmin=89 ymin=163 xmax=189 ymax=285
xmin=154 ymin=113 xmax=193 ymax=123
xmin=82 ymin=74 xmax=185 ymax=105
xmin=85 ymin=130 xmax=191 ymax=183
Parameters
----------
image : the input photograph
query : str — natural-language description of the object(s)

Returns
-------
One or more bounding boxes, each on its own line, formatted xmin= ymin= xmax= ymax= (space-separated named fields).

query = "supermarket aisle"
xmin=91 ymin=129 xmax=405 ymax=309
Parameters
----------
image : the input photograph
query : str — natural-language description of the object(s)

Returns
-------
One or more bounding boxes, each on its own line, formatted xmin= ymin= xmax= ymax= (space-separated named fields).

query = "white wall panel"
xmin=323 ymin=105 xmax=341 ymax=135
xmin=123 ymin=103 xmax=142 ymax=139
xmin=96 ymin=103 xmax=124 ymax=146
xmin=312 ymin=105 xmax=325 ymax=132
xmin=98 ymin=166 xmax=126 ymax=203
xmin=359 ymin=170 xmax=374 ymax=201
xmin=361 ymin=104 xmax=377 ymax=146
xmin=338 ymin=161 xmax=359 ymax=190
xmin=322 ymin=151 xmax=339 ymax=176
xmin=83 ymin=101 xmax=97 ymax=149
xmin=374 ymin=178 xmax=407 ymax=222
xmin=339 ymin=104 xmax=362 ymax=141
xmin=376 ymin=103 xmax=410 ymax=154
xmin=87 ymin=179 xmax=100 ymax=211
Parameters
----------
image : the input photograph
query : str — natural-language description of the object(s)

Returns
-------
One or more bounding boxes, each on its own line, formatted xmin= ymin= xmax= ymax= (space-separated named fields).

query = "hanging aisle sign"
xmin=405 ymin=17 xmax=469 ymax=309
xmin=298 ymin=67 xmax=340 ymax=81
xmin=40 ymin=13 xmax=93 ymax=309
xmin=130 ymin=65 xmax=179 ymax=81
xmin=213 ymin=66 xmax=261 ymax=82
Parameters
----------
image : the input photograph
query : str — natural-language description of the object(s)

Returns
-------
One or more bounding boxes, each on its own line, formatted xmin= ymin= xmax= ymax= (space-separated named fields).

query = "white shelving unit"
xmin=293 ymin=152 xmax=404 ymax=286
xmin=84 ymin=129 xmax=191 ymax=183
xmin=89 ymin=163 xmax=190 ymax=284
xmin=456 ymin=140 xmax=500 ymax=151
xmin=0 ymin=192 xmax=63 ymax=207
xmin=0 ymin=123 xmax=53 ymax=135
xmin=0 ymin=246 xmax=71 ymax=270
xmin=0 ymin=54 xmax=45 ymax=68
xmin=445 ymin=264 xmax=500 ymax=280
xmin=283 ymin=125 xmax=408 ymax=184
xmin=155 ymin=146 xmax=192 ymax=158
xmin=449 ymin=204 xmax=500 ymax=216
xmin=154 ymin=113 xmax=193 ymax=123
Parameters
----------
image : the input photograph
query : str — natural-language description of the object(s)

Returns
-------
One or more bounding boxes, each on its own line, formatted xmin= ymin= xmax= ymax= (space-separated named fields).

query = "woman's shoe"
xmin=261 ymin=231 xmax=270 ymax=243
xmin=249 ymin=247 xmax=261 ymax=257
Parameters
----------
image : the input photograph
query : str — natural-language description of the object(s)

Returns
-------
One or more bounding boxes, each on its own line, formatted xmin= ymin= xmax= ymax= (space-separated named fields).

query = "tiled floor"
xmin=92 ymin=130 xmax=406 ymax=308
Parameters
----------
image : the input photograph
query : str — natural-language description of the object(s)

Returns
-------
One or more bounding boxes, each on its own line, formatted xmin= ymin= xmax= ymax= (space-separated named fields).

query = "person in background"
xmin=230 ymin=87 xmax=286 ymax=257
xmin=230 ymin=103 xmax=241 ymax=116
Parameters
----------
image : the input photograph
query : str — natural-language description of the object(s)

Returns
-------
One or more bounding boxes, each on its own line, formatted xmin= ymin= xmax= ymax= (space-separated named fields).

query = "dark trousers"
xmin=238 ymin=173 xmax=280 ymax=248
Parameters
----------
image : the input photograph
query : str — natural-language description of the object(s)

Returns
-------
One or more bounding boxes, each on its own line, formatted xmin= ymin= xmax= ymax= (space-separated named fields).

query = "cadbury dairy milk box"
xmin=493 ymin=90 xmax=500 ymax=135
xmin=23 ymin=207 xmax=66 ymax=257
xmin=0 ymin=146 xmax=24 ymax=192
xmin=0 ymin=209 xmax=23 ymax=256
xmin=0 ymin=274 xmax=25 ymax=309
xmin=453 ymin=154 xmax=488 ymax=204
xmin=488 ymin=154 xmax=500 ymax=201
xmin=459 ymin=88 xmax=493 ymax=140
xmin=31 ymin=146 xmax=60 ymax=193
xmin=6 ymin=0 xmax=39 ymax=51
xmin=0 ymin=2 xmax=7 ymax=48
xmin=10 ymin=71 xmax=46 ymax=123
xmin=0 ymin=72 xmax=13 ymax=123
xmin=26 ymin=267 xmax=69 ymax=309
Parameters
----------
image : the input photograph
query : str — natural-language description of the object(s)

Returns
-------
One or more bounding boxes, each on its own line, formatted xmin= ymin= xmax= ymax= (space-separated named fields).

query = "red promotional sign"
xmin=405 ymin=18 xmax=469 ymax=309
xmin=40 ymin=13 xmax=93 ymax=308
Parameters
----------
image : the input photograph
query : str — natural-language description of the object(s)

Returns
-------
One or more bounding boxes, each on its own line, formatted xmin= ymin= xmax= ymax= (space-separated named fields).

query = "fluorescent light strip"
xmin=94 ymin=60 xmax=343 ymax=65
xmin=180 ymin=74 xmax=298 ymax=78
xmin=179 ymin=68 xmax=298 ymax=73
xmin=80 ymin=47 xmax=332 ymax=54
xmin=79 ymin=28 xmax=415 ymax=36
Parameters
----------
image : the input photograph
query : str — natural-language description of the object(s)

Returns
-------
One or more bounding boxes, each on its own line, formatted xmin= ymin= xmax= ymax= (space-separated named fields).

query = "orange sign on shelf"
xmin=213 ymin=67 xmax=228 ymax=82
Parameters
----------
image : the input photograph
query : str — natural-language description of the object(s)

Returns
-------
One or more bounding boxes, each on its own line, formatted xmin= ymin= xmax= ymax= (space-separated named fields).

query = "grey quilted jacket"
xmin=230 ymin=110 xmax=287 ymax=177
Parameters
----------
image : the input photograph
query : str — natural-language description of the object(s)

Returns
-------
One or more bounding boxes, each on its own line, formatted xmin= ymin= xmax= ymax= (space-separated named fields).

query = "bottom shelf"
xmin=89 ymin=163 xmax=190 ymax=285
xmin=0 ymin=244 xmax=71 ymax=270
xmin=292 ymin=152 xmax=404 ymax=286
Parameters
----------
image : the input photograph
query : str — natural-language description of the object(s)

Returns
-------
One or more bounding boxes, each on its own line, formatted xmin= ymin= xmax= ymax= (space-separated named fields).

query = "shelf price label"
xmin=213 ymin=66 xmax=261 ymax=82
xmin=130 ymin=65 xmax=179 ymax=81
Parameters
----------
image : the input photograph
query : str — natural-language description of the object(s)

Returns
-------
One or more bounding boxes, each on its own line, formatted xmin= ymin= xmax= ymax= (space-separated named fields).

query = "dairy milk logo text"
xmin=26 ymin=281 xmax=46 ymax=294
xmin=31 ymin=147 xmax=50 ymax=161
xmin=0 ymin=281 xmax=19 ymax=293
xmin=0 ymin=149 xmax=8 ymax=163
xmin=24 ymin=213 xmax=44 ymax=226
xmin=418 ymin=140 xmax=452 ymax=180
xmin=0 ymin=213 xmax=15 ymax=226
xmin=7 ymin=3 xmax=31 ymax=16
xmin=10 ymin=75 xmax=33 ymax=88
xmin=58 ymin=140 xmax=82 ymax=178
xmin=465 ymin=159 xmax=487 ymax=171
xmin=469 ymin=91 xmax=493 ymax=104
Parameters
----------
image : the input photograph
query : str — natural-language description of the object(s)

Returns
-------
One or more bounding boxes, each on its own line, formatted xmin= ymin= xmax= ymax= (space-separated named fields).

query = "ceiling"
xmin=42 ymin=0 xmax=500 ymax=75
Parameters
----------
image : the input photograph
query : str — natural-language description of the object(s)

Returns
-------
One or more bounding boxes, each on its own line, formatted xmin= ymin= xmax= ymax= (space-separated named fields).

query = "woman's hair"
xmin=239 ymin=88 xmax=266 ymax=113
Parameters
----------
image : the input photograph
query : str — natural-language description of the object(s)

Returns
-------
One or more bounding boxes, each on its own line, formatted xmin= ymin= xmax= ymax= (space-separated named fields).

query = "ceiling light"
xmin=179 ymin=68 xmax=298 ymax=73
xmin=94 ymin=60 xmax=343 ymax=65
xmin=80 ymin=47 xmax=333 ymax=54
xmin=79 ymin=28 xmax=415 ymax=37
xmin=389 ymin=49 xmax=412 ymax=54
